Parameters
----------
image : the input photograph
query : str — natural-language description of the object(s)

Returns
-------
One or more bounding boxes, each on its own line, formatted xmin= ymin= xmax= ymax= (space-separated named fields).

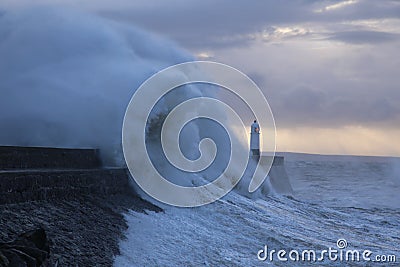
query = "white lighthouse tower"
xmin=250 ymin=120 xmax=260 ymax=156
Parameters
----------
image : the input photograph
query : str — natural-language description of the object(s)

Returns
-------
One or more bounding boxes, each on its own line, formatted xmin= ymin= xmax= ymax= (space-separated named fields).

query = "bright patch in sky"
xmin=315 ymin=0 xmax=358 ymax=13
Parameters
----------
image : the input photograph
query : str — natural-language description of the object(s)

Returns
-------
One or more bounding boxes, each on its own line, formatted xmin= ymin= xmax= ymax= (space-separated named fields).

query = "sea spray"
xmin=0 ymin=7 xmax=285 ymax=199
xmin=0 ymin=7 xmax=193 ymax=166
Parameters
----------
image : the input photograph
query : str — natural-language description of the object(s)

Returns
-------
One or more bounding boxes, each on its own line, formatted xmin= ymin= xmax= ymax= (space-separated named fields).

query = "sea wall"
xmin=0 ymin=168 xmax=132 ymax=204
xmin=234 ymin=155 xmax=294 ymax=198
xmin=0 ymin=146 xmax=101 ymax=170
xmin=0 ymin=146 xmax=133 ymax=204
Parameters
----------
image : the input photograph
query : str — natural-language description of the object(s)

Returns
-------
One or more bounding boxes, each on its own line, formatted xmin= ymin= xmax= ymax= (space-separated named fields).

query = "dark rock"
xmin=0 ymin=195 xmax=161 ymax=266
xmin=0 ymin=228 xmax=49 ymax=266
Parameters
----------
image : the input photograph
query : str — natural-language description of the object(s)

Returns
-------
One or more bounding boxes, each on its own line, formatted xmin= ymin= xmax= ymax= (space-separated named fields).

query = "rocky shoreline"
xmin=0 ymin=146 xmax=161 ymax=266
xmin=0 ymin=193 xmax=161 ymax=266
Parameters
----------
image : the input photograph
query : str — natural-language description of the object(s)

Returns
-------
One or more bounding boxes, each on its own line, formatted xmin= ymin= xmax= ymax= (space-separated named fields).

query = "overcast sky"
xmin=1 ymin=0 xmax=399 ymax=156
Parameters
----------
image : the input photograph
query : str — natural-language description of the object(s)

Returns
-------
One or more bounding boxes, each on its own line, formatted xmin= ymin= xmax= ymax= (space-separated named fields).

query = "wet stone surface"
xmin=0 ymin=194 xmax=161 ymax=266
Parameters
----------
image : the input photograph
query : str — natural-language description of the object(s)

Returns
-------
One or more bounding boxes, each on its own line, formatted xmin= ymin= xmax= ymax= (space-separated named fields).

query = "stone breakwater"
xmin=0 ymin=168 xmax=134 ymax=204
xmin=0 ymin=146 xmax=161 ymax=266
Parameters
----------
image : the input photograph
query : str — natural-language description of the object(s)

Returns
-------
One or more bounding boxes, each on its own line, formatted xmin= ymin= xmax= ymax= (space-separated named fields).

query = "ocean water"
xmin=114 ymin=154 xmax=400 ymax=266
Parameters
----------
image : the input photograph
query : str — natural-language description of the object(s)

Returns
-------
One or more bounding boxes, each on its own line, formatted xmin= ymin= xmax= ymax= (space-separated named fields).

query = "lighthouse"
xmin=250 ymin=120 xmax=260 ymax=156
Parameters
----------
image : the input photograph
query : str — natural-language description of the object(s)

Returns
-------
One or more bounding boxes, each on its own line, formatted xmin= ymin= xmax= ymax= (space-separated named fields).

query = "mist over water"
xmin=390 ymin=158 xmax=400 ymax=186
xmin=0 ymin=7 xmax=194 ymax=165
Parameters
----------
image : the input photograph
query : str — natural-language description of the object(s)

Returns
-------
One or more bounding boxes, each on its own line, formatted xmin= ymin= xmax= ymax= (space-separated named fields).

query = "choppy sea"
xmin=114 ymin=153 xmax=400 ymax=266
